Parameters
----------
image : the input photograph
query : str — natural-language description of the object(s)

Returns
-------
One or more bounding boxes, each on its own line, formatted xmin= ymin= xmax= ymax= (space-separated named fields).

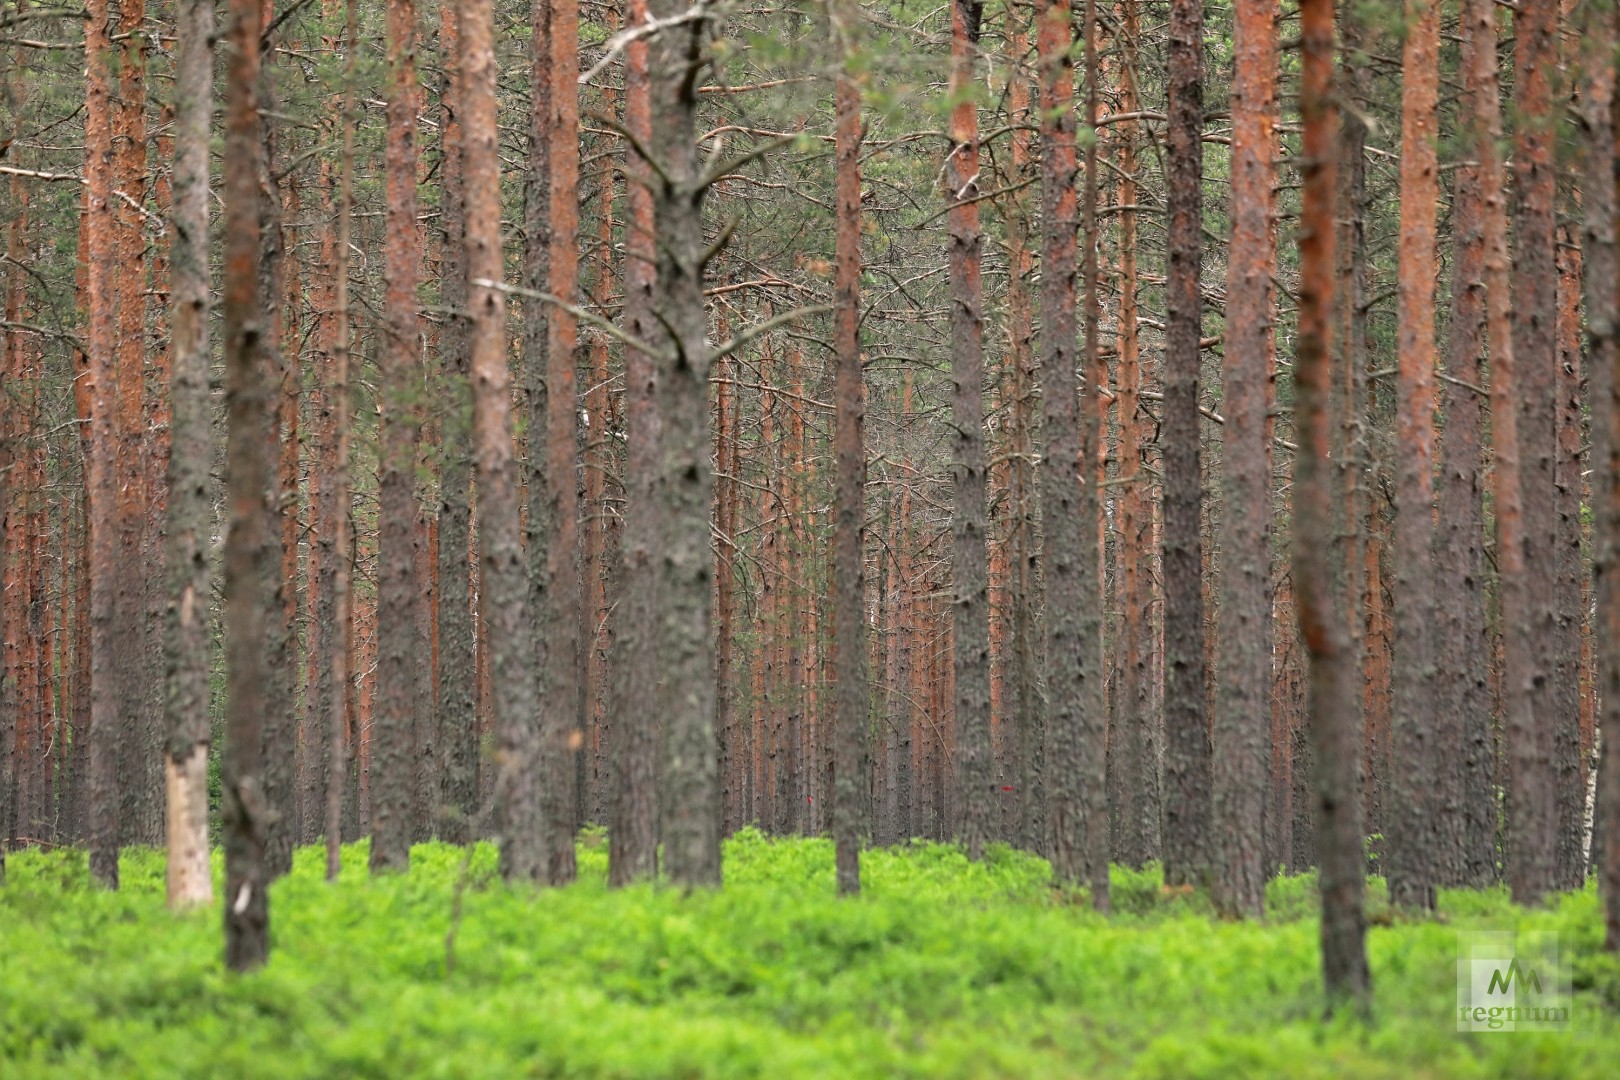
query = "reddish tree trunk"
xmin=1386 ymin=0 xmax=1441 ymax=911
xmin=1297 ymin=0 xmax=1369 ymax=1013
xmin=1212 ymin=0 xmax=1276 ymax=919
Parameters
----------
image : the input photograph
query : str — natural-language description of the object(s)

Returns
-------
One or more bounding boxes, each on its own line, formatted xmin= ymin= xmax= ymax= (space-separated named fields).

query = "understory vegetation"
xmin=3 ymin=832 xmax=1617 ymax=1078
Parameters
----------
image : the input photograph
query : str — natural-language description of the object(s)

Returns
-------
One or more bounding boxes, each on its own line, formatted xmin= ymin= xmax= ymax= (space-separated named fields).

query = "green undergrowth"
xmin=3 ymin=829 xmax=1618 ymax=1078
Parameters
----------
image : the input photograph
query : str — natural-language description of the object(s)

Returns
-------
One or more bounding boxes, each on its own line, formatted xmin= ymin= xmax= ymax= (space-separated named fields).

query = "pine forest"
xmin=5 ymin=0 xmax=1620 ymax=1074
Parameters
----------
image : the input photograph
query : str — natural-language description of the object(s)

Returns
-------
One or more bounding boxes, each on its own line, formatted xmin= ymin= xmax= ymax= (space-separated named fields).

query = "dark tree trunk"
xmin=223 ymin=0 xmax=273 ymax=971
xmin=1161 ymin=0 xmax=1209 ymax=891
xmin=1554 ymin=219 xmax=1586 ymax=890
xmin=1212 ymin=0 xmax=1275 ymax=920
xmin=1507 ymin=0 xmax=1560 ymax=906
xmin=1436 ymin=9 xmax=1493 ymax=890
xmin=1297 ymin=0 xmax=1369 ymax=1014
xmin=1579 ymin=1 xmax=1618 ymax=942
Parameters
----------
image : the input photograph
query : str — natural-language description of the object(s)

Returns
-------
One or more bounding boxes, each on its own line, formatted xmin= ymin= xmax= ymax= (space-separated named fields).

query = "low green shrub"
xmin=1 ymin=833 xmax=1616 ymax=1078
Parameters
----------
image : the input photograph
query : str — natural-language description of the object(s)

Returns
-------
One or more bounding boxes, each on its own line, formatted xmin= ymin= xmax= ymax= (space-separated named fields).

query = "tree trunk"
xmin=945 ymin=0 xmax=992 ymax=862
xmin=1386 ymin=0 xmax=1441 ymax=911
xmin=462 ymin=0 xmax=545 ymax=883
xmin=1297 ymin=0 xmax=1369 ymax=1014
xmin=1212 ymin=0 xmax=1275 ymax=920
xmin=608 ymin=0 xmax=661 ymax=886
xmin=1037 ymin=0 xmax=1104 ymax=904
xmin=544 ymin=0 xmax=583 ymax=881
xmin=163 ymin=0 xmax=215 ymax=910
xmin=84 ymin=0 xmax=121 ymax=889
xmin=1436 ymin=5 xmax=1494 ymax=890
xmin=1554 ymin=215 xmax=1586 ymax=890
xmin=1161 ymin=0 xmax=1208 ymax=891
xmin=1578 ymin=0 xmax=1619 ymax=948
xmin=648 ymin=0 xmax=721 ymax=887
xmin=1506 ymin=0 xmax=1560 ymax=906
xmin=435 ymin=0 xmax=478 ymax=847
xmin=223 ymin=0 xmax=273 ymax=971
xmin=325 ymin=0 xmax=360 ymax=879
xmin=255 ymin=0 xmax=295 ymax=876
xmin=371 ymin=0 xmax=423 ymax=875
xmin=1111 ymin=0 xmax=1154 ymax=870
xmin=831 ymin=1 xmax=866 ymax=895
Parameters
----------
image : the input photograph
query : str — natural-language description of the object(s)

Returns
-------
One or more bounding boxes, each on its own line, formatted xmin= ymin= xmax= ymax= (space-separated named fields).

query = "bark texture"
xmin=223 ymin=0 xmax=272 ymax=971
xmin=1211 ymin=0 xmax=1276 ymax=920
xmin=1161 ymin=0 xmax=1209 ymax=891
xmin=946 ymin=0 xmax=992 ymax=862
xmin=1506 ymin=0 xmax=1560 ymax=906
xmin=609 ymin=0 xmax=661 ymax=887
xmin=372 ymin=0 xmax=423 ymax=875
xmin=831 ymin=3 xmax=867 ymax=897
xmin=163 ymin=0 xmax=215 ymax=910
xmin=649 ymin=0 xmax=721 ymax=886
xmin=1387 ymin=0 xmax=1441 ymax=911
xmin=1298 ymin=0 xmax=1369 ymax=1013
xmin=462 ymin=0 xmax=544 ymax=883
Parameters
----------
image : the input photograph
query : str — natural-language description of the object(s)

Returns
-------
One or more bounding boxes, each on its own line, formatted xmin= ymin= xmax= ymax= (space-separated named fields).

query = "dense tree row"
xmin=4 ymin=0 xmax=1620 ymax=1007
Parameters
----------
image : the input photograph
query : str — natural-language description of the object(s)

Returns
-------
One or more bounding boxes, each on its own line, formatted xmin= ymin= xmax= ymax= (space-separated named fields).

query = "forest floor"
xmin=2 ymin=831 xmax=1618 ymax=1078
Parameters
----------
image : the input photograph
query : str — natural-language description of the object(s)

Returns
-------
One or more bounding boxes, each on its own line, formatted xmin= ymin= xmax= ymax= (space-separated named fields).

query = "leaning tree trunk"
xmin=163 ymin=0 xmax=215 ymax=911
xmin=222 ymin=0 xmax=272 ymax=972
xmin=1298 ymin=0 xmax=1369 ymax=1015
